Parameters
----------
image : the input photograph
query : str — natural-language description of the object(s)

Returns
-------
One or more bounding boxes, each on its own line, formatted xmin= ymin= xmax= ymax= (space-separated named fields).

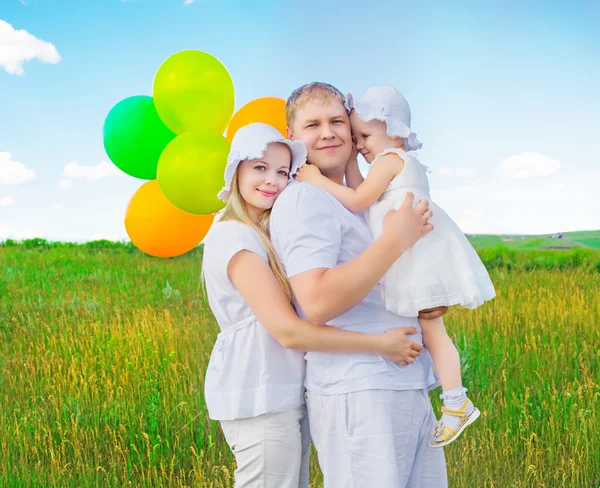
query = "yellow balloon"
xmin=125 ymin=180 xmax=214 ymax=258
xmin=157 ymin=132 xmax=229 ymax=215
xmin=153 ymin=50 xmax=235 ymax=135
xmin=226 ymin=97 xmax=287 ymax=141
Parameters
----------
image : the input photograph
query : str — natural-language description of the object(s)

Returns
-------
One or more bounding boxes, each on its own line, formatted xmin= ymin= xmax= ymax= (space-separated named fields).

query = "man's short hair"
xmin=286 ymin=82 xmax=346 ymax=128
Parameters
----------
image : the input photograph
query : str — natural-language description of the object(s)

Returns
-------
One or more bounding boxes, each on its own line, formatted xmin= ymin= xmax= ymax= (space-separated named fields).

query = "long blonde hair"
xmin=219 ymin=158 xmax=293 ymax=303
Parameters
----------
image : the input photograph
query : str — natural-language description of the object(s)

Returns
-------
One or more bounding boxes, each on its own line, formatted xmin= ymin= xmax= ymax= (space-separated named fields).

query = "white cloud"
xmin=51 ymin=202 xmax=64 ymax=210
xmin=0 ymin=196 xmax=15 ymax=206
xmin=0 ymin=152 xmax=36 ymax=185
xmin=454 ymin=185 xmax=483 ymax=193
xmin=464 ymin=209 xmax=483 ymax=218
xmin=184 ymin=0 xmax=194 ymax=4
xmin=58 ymin=179 xmax=73 ymax=189
xmin=0 ymin=225 xmax=38 ymax=240
xmin=0 ymin=20 xmax=61 ymax=75
xmin=62 ymin=160 xmax=121 ymax=181
xmin=496 ymin=152 xmax=560 ymax=179
xmin=437 ymin=167 xmax=475 ymax=178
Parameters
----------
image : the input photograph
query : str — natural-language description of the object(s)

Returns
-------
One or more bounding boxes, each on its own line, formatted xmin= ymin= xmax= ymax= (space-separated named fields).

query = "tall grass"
xmin=0 ymin=243 xmax=599 ymax=487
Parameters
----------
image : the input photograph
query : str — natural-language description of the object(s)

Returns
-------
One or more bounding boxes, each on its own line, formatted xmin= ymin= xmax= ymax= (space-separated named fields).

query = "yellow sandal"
xmin=429 ymin=399 xmax=480 ymax=448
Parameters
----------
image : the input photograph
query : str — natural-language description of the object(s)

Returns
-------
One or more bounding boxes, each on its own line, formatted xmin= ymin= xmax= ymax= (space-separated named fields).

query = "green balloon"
xmin=153 ymin=50 xmax=235 ymax=135
xmin=103 ymin=96 xmax=175 ymax=180
xmin=157 ymin=132 xmax=230 ymax=215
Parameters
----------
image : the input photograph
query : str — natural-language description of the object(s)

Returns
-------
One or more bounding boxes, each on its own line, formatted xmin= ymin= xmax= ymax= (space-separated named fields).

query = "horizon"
xmin=2 ymin=228 xmax=599 ymax=245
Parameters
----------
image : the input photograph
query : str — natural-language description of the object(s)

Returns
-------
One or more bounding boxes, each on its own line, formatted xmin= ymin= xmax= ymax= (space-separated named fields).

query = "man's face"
xmin=287 ymin=98 xmax=352 ymax=175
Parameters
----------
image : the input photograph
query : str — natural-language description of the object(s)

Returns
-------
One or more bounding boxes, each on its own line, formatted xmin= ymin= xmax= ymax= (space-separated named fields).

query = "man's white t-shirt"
xmin=270 ymin=181 xmax=435 ymax=395
xmin=202 ymin=220 xmax=305 ymax=420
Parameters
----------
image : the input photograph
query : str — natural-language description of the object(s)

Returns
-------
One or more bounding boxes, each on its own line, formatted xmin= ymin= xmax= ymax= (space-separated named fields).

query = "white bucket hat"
xmin=345 ymin=86 xmax=422 ymax=151
xmin=217 ymin=123 xmax=307 ymax=202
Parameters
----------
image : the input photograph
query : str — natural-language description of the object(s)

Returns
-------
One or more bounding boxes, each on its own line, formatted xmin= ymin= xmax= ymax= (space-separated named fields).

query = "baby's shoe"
xmin=429 ymin=397 xmax=480 ymax=448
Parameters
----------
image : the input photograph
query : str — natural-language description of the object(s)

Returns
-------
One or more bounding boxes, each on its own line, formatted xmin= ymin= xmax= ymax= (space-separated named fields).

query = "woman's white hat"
xmin=218 ymin=123 xmax=307 ymax=202
xmin=345 ymin=86 xmax=423 ymax=151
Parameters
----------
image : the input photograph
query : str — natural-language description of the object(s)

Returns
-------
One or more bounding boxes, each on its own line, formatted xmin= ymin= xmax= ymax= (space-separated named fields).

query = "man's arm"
xmin=290 ymin=193 xmax=433 ymax=325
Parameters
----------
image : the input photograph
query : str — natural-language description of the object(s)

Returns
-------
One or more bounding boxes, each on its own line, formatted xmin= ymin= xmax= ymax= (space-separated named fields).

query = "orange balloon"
xmin=125 ymin=180 xmax=215 ymax=258
xmin=226 ymin=97 xmax=287 ymax=141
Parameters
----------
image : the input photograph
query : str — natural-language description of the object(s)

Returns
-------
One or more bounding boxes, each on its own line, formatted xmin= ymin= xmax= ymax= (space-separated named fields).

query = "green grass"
xmin=0 ymin=242 xmax=599 ymax=487
xmin=464 ymin=235 xmax=503 ymax=249
xmin=568 ymin=237 xmax=600 ymax=249
xmin=466 ymin=230 xmax=600 ymax=251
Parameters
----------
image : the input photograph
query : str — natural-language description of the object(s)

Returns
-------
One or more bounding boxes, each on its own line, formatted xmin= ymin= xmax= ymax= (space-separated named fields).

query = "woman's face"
xmin=236 ymin=142 xmax=292 ymax=219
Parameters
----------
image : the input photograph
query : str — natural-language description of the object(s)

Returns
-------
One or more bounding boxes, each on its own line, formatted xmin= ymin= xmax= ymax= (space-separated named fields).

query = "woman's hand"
xmin=377 ymin=327 xmax=423 ymax=366
xmin=295 ymin=163 xmax=325 ymax=185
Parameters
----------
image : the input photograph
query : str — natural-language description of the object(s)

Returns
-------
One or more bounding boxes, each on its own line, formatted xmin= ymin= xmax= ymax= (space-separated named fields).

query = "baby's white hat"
xmin=218 ymin=123 xmax=308 ymax=202
xmin=345 ymin=86 xmax=422 ymax=151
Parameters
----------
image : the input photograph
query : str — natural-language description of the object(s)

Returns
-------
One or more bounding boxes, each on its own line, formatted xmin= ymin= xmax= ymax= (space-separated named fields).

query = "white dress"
xmin=368 ymin=148 xmax=496 ymax=317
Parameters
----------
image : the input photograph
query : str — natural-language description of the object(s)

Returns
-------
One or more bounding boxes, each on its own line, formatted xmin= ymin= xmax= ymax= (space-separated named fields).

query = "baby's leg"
xmin=419 ymin=316 xmax=461 ymax=391
xmin=420 ymin=316 xmax=478 ymax=446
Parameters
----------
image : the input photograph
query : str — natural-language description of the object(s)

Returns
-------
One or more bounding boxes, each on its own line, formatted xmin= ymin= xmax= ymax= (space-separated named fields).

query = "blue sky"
xmin=1 ymin=0 xmax=598 ymax=241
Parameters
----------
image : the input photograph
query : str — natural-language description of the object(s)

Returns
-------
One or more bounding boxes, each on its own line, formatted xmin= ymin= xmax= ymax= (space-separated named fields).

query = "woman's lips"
xmin=258 ymin=190 xmax=276 ymax=197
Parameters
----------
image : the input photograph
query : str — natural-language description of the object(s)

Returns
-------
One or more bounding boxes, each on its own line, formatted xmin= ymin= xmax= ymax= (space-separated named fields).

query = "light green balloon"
xmin=157 ymin=132 xmax=230 ymax=215
xmin=153 ymin=50 xmax=235 ymax=135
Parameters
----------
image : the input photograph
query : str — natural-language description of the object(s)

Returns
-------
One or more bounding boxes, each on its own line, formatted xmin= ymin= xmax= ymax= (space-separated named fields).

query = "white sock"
xmin=438 ymin=386 xmax=474 ymax=435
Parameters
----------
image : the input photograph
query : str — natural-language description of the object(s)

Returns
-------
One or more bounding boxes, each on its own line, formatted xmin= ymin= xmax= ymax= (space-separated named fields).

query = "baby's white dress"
xmin=368 ymin=148 xmax=496 ymax=317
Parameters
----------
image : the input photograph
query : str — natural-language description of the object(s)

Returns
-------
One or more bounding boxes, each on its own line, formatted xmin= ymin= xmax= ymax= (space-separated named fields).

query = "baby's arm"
xmin=296 ymin=153 xmax=404 ymax=213
xmin=345 ymin=157 xmax=364 ymax=190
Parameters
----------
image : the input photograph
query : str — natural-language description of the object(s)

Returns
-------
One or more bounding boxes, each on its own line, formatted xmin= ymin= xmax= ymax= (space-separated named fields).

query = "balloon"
xmin=103 ymin=96 xmax=175 ymax=180
xmin=125 ymin=180 xmax=214 ymax=258
xmin=153 ymin=50 xmax=234 ymax=135
xmin=157 ymin=132 xmax=229 ymax=215
xmin=226 ymin=97 xmax=287 ymax=141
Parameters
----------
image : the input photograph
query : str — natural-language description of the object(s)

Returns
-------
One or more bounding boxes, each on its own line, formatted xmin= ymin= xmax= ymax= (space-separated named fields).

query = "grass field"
xmin=1 ymin=241 xmax=599 ymax=487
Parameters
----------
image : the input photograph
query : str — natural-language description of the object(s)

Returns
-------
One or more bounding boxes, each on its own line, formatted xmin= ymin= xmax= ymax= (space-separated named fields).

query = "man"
xmin=270 ymin=82 xmax=448 ymax=487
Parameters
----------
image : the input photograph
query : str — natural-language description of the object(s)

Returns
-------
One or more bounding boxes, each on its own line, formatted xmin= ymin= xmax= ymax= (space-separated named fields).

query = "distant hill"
xmin=466 ymin=230 xmax=600 ymax=250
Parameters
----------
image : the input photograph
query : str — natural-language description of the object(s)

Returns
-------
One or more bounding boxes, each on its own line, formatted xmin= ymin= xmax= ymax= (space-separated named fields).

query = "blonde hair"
xmin=218 ymin=149 xmax=293 ymax=303
xmin=286 ymin=82 xmax=346 ymax=128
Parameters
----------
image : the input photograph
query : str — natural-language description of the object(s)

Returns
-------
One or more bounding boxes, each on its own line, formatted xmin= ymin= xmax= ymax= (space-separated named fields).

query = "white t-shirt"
xmin=202 ymin=220 xmax=305 ymax=420
xmin=270 ymin=181 xmax=435 ymax=395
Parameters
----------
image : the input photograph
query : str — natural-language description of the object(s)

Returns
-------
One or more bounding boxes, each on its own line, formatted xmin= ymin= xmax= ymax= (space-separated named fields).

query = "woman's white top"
xmin=202 ymin=220 xmax=306 ymax=420
xmin=368 ymin=148 xmax=496 ymax=316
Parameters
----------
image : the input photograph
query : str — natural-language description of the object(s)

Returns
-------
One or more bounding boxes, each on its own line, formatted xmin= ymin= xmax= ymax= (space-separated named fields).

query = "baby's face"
xmin=350 ymin=110 xmax=401 ymax=163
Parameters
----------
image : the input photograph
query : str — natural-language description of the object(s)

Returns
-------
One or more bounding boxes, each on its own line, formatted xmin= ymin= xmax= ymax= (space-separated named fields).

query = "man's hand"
xmin=377 ymin=327 xmax=423 ymax=366
xmin=382 ymin=192 xmax=434 ymax=252
xmin=418 ymin=306 xmax=448 ymax=320
xmin=295 ymin=163 xmax=325 ymax=185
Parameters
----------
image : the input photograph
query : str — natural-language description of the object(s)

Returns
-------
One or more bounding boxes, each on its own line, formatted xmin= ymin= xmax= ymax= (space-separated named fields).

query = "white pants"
xmin=305 ymin=389 xmax=448 ymax=488
xmin=220 ymin=405 xmax=310 ymax=488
